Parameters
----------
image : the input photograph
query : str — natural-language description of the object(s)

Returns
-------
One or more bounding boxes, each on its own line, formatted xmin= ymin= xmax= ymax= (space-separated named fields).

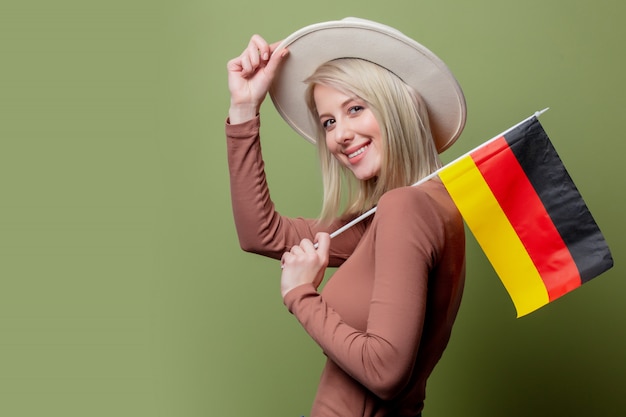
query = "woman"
xmin=226 ymin=18 xmax=466 ymax=417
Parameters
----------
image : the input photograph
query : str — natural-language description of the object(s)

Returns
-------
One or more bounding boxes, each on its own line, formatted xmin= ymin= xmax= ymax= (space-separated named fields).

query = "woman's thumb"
xmin=314 ymin=233 xmax=331 ymax=262
xmin=265 ymin=46 xmax=289 ymax=77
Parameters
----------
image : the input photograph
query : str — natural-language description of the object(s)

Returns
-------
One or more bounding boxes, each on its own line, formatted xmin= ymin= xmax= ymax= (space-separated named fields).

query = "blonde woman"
xmin=226 ymin=18 xmax=466 ymax=417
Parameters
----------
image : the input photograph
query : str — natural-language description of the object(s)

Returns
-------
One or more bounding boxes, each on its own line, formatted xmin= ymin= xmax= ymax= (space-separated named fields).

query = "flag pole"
xmin=321 ymin=108 xmax=550 ymax=243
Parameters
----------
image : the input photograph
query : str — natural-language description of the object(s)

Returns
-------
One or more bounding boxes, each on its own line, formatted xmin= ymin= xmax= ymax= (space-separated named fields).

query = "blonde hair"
xmin=305 ymin=58 xmax=441 ymax=223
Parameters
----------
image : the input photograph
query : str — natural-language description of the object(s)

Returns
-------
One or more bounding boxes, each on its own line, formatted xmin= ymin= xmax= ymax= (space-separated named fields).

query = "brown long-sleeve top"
xmin=226 ymin=116 xmax=466 ymax=417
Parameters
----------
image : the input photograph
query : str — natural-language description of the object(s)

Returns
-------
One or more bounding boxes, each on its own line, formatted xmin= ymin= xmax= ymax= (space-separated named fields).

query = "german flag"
xmin=439 ymin=116 xmax=613 ymax=317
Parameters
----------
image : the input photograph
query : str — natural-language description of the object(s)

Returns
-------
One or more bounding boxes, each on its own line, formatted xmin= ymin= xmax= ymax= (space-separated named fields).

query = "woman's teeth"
xmin=348 ymin=145 xmax=368 ymax=159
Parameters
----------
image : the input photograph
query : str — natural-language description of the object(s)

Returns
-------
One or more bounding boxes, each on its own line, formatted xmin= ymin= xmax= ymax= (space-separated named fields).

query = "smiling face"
xmin=313 ymin=84 xmax=383 ymax=181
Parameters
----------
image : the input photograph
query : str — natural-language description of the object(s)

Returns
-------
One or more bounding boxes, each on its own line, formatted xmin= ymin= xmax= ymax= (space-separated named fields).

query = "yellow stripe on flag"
xmin=439 ymin=155 xmax=549 ymax=317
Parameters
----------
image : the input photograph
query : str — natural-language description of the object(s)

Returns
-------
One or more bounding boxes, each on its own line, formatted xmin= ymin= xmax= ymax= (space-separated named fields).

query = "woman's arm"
xmin=283 ymin=186 xmax=455 ymax=399
xmin=226 ymin=119 xmax=362 ymax=264
xmin=225 ymin=35 xmax=364 ymax=264
xmin=226 ymin=35 xmax=316 ymax=259
xmin=226 ymin=119 xmax=315 ymax=258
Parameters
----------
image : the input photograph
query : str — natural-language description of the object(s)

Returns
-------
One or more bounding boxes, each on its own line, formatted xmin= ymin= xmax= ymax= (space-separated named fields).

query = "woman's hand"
xmin=227 ymin=34 xmax=288 ymax=124
xmin=280 ymin=233 xmax=330 ymax=298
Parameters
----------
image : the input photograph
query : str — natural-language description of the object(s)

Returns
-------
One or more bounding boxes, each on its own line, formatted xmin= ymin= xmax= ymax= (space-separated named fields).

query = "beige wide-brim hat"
xmin=269 ymin=17 xmax=467 ymax=153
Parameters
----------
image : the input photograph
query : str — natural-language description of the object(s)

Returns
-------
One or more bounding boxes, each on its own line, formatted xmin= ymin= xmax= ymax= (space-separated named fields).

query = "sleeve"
xmin=283 ymin=187 xmax=447 ymax=400
xmin=225 ymin=117 xmax=363 ymax=265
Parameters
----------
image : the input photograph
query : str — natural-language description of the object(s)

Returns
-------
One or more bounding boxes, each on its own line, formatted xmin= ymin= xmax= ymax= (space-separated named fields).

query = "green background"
xmin=1 ymin=0 xmax=624 ymax=416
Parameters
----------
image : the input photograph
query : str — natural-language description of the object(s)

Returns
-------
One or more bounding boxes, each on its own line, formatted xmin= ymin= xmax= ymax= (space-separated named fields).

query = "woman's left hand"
xmin=280 ymin=233 xmax=330 ymax=298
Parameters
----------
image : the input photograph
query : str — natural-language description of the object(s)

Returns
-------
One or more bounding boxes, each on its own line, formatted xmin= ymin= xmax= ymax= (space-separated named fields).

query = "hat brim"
xmin=269 ymin=18 xmax=467 ymax=153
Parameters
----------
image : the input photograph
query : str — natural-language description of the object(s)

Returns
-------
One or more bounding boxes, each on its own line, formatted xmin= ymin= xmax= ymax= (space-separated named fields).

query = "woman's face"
xmin=314 ymin=84 xmax=382 ymax=181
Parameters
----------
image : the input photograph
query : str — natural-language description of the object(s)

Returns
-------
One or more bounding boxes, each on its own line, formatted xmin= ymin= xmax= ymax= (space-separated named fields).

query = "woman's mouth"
xmin=347 ymin=144 xmax=369 ymax=159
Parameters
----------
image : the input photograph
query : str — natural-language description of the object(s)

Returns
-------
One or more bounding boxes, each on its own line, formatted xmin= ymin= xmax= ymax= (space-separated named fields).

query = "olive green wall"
xmin=1 ymin=0 xmax=624 ymax=416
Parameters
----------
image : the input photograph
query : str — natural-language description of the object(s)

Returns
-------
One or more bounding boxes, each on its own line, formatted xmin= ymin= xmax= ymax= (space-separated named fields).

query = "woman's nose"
xmin=334 ymin=120 xmax=354 ymax=144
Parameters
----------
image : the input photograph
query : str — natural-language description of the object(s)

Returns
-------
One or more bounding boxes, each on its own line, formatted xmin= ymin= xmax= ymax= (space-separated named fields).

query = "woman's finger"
xmin=248 ymin=34 xmax=270 ymax=62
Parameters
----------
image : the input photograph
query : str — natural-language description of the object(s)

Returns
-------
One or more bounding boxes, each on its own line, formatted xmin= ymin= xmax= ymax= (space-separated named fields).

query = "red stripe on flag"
xmin=471 ymin=137 xmax=581 ymax=300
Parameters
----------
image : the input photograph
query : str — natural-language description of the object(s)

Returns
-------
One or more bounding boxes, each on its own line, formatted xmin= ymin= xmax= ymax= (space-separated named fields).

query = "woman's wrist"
xmin=228 ymin=102 xmax=259 ymax=125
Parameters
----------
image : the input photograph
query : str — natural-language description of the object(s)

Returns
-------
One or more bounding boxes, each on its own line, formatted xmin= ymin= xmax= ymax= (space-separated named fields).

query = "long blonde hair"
xmin=305 ymin=58 xmax=441 ymax=223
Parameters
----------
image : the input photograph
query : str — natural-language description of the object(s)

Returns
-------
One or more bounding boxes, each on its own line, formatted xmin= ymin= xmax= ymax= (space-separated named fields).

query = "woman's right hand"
xmin=280 ymin=233 xmax=330 ymax=299
xmin=227 ymin=35 xmax=289 ymax=124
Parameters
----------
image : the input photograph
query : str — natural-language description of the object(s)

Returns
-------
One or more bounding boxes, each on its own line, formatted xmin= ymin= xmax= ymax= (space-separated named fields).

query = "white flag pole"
xmin=319 ymin=108 xmax=550 ymax=244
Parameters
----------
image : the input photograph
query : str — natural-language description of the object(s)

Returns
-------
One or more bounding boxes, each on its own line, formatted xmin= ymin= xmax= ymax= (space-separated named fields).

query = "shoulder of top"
xmin=377 ymin=185 xmax=437 ymax=216
xmin=379 ymin=182 xmax=444 ymax=205
xmin=376 ymin=183 xmax=459 ymax=230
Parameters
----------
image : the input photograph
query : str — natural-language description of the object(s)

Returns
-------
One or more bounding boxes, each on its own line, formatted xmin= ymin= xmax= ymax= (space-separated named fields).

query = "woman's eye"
xmin=348 ymin=105 xmax=364 ymax=114
xmin=322 ymin=119 xmax=335 ymax=129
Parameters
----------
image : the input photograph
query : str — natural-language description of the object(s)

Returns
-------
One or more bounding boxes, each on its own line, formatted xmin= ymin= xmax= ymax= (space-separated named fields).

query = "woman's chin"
xmin=351 ymin=169 xmax=380 ymax=182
